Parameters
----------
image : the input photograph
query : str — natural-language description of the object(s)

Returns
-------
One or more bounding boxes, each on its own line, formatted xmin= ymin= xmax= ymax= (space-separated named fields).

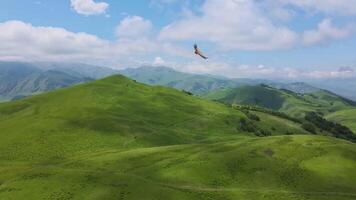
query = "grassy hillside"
xmin=0 ymin=75 xmax=355 ymax=199
xmin=326 ymin=109 xmax=356 ymax=133
xmin=1 ymin=136 xmax=355 ymax=200
xmin=206 ymin=85 xmax=355 ymax=118
xmin=0 ymin=75 xmax=250 ymax=161
xmin=209 ymin=85 xmax=285 ymax=110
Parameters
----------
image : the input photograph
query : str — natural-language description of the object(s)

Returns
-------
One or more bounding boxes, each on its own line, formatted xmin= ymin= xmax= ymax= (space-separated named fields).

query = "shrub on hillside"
xmin=302 ymin=122 xmax=317 ymax=134
xmin=247 ymin=113 xmax=260 ymax=121
xmin=234 ymin=105 xmax=301 ymax=123
xmin=305 ymin=112 xmax=356 ymax=142
xmin=256 ymin=129 xmax=272 ymax=137
xmin=239 ymin=118 xmax=258 ymax=133
xmin=182 ymin=90 xmax=193 ymax=96
xmin=239 ymin=118 xmax=271 ymax=137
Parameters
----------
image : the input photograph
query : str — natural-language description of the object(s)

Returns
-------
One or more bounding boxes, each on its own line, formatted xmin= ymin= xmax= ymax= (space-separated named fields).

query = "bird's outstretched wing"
xmin=194 ymin=44 xmax=208 ymax=60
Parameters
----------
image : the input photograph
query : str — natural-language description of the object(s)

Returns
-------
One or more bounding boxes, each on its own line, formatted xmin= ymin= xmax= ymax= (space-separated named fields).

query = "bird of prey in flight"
xmin=194 ymin=44 xmax=208 ymax=60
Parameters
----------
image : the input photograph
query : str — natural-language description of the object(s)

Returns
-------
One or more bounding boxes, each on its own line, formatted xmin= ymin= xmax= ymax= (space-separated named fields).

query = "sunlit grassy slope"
xmin=205 ymin=85 xmax=355 ymax=118
xmin=0 ymin=75 xmax=355 ymax=200
xmin=326 ymin=109 xmax=356 ymax=133
xmin=0 ymin=75 xmax=251 ymax=161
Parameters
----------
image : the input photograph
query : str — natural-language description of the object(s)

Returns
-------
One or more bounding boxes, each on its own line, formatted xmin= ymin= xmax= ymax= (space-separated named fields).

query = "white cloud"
xmin=303 ymin=19 xmax=356 ymax=45
xmin=116 ymin=16 xmax=153 ymax=38
xmin=70 ymin=0 xmax=109 ymax=16
xmin=159 ymin=0 xmax=356 ymax=50
xmin=280 ymin=0 xmax=356 ymax=16
xmin=0 ymin=20 xmax=110 ymax=61
xmin=159 ymin=0 xmax=298 ymax=51
xmin=0 ymin=20 xmax=190 ymax=64
xmin=167 ymin=60 xmax=355 ymax=80
xmin=153 ymin=57 xmax=166 ymax=66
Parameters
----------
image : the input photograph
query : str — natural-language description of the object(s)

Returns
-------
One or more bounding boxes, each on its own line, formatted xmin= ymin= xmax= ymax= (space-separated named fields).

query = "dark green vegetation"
xmin=0 ymin=61 xmax=117 ymax=101
xmin=206 ymin=84 xmax=356 ymax=118
xmin=304 ymin=112 xmax=356 ymax=142
xmin=0 ymin=75 xmax=355 ymax=199
xmin=211 ymin=85 xmax=285 ymax=110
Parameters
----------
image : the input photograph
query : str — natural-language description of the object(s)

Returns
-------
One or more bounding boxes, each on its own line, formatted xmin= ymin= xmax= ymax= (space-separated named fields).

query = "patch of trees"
xmin=182 ymin=90 xmax=193 ymax=96
xmin=239 ymin=118 xmax=272 ymax=137
xmin=238 ymin=108 xmax=260 ymax=121
xmin=234 ymin=105 xmax=301 ymax=123
xmin=305 ymin=112 xmax=356 ymax=142
xmin=301 ymin=122 xmax=317 ymax=134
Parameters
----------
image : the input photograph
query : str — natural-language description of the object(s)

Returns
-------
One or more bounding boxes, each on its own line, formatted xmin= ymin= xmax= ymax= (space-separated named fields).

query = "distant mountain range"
xmin=307 ymin=78 xmax=356 ymax=102
xmin=0 ymin=61 xmax=117 ymax=101
xmin=2 ymin=62 xmax=355 ymax=103
xmin=119 ymin=66 xmax=322 ymax=96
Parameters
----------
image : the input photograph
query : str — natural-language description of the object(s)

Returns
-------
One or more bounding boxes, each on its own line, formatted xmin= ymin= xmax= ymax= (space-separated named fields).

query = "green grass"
xmin=1 ymin=136 xmax=355 ymax=200
xmin=326 ymin=109 xmax=356 ymax=133
xmin=251 ymin=111 xmax=310 ymax=135
xmin=203 ymin=88 xmax=234 ymax=100
xmin=0 ymin=75 xmax=355 ymax=199
xmin=0 ymin=75 xmax=251 ymax=162
xmin=205 ymin=85 xmax=355 ymax=118
xmin=213 ymin=85 xmax=285 ymax=110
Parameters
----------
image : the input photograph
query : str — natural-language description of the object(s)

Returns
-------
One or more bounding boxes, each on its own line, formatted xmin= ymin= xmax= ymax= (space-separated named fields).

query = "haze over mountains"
xmin=0 ymin=61 xmax=116 ymax=101
xmin=2 ymin=62 xmax=355 ymax=103
xmin=120 ymin=66 xmax=356 ymax=101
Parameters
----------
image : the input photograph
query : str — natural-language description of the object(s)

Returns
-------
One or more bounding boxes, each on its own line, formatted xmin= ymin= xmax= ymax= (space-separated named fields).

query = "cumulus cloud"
xmin=70 ymin=0 xmax=109 ymax=16
xmin=280 ymin=0 xmax=356 ymax=16
xmin=158 ymin=0 xmax=356 ymax=50
xmin=303 ymin=19 xmax=356 ymax=45
xmin=159 ymin=0 xmax=298 ymax=51
xmin=167 ymin=60 xmax=356 ymax=80
xmin=0 ymin=20 xmax=110 ymax=61
xmin=0 ymin=20 xmax=189 ymax=63
xmin=116 ymin=16 xmax=153 ymax=38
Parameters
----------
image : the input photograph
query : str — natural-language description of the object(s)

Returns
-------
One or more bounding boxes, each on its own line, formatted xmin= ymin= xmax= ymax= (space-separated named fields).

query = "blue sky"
xmin=0 ymin=0 xmax=356 ymax=79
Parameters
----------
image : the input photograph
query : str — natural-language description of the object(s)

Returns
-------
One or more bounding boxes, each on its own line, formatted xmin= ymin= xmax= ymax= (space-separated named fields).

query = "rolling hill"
xmin=0 ymin=75 xmax=355 ymax=199
xmin=0 ymin=61 xmax=118 ymax=101
xmin=326 ymin=109 xmax=356 ymax=133
xmin=205 ymin=85 xmax=356 ymax=118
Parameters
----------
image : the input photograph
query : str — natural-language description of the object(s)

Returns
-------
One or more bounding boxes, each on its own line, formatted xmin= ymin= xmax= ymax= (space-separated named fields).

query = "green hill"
xmin=0 ymin=76 xmax=355 ymax=200
xmin=0 ymin=75 xmax=249 ymax=161
xmin=205 ymin=85 xmax=355 ymax=118
xmin=326 ymin=109 xmax=356 ymax=133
